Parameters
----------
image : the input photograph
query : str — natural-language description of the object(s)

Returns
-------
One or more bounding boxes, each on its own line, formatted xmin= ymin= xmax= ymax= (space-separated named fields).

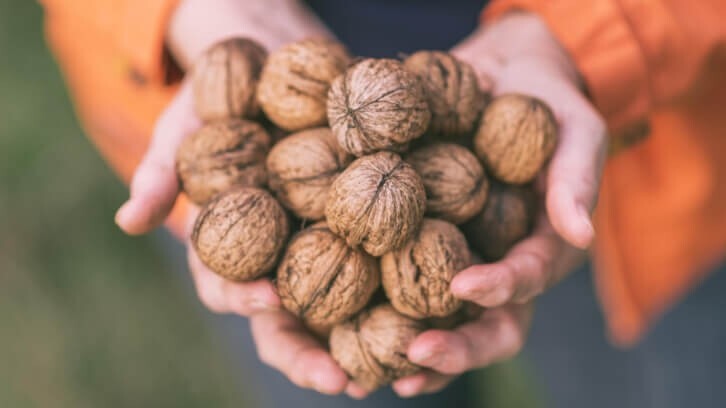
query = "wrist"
xmin=167 ymin=0 xmax=332 ymax=70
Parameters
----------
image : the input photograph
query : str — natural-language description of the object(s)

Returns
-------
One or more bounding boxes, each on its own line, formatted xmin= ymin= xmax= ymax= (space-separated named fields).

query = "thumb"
xmin=115 ymin=81 xmax=200 ymax=235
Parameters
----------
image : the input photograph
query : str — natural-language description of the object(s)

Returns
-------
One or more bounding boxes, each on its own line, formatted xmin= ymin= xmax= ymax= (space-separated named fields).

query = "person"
xmin=39 ymin=0 xmax=726 ymax=406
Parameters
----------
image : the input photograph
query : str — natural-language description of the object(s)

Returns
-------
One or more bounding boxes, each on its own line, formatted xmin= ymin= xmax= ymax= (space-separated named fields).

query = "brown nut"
xmin=176 ymin=119 xmax=271 ymax=205
xmin=192 ymin=38 xmax=267 ymax=121
xmin=330 ymin=304 xmax=424 ymax=392
xmin=276 ymin=223 xmax=380 ymax=329
xmin=266 ymin=127 xmax=352 ymax=220
xmin=474 ymin=93 xmax=557 ymax=184
xmin=325 ymin=152 xmax=426 ymax=256
xmin=406 ymin=143 xmax=489 ymax=224
xmin=403 ymin=51 xmax=486 ymax=138
xmin=191 ymin=188 xmax=289 ymax=281
xmin=426 ymin=302 xmax=484 ymax=330
xmin=381 ymin=218 xmax=471 ymax=319
xmin=327 ymin=58 xmax=431 ymax=156
xmin=257 ymin=38 xmax=350 ymax=131
xmin=462 ymin=182 xmax=536 ymax=262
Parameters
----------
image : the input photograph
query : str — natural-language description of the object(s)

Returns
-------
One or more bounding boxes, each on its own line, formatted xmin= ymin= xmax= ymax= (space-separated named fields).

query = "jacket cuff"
xmin=483 ymin=0 xmax=651 ymax=131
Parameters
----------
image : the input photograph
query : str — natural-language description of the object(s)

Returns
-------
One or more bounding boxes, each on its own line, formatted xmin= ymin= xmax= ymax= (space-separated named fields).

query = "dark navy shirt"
xmin=306 ymin=0 xmax=489 ymax=58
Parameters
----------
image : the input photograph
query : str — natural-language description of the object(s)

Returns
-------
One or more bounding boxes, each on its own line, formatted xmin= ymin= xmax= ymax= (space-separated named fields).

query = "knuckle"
xmin=195 ymin=282 xmax=226 ymax=314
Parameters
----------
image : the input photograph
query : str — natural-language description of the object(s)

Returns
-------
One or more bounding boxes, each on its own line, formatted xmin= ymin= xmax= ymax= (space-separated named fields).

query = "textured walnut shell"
xmin=406 ymin=143 xmax=489 ymax=224
xmin=381 ymin=218 xmax=471 ymax=319
xmin=327 ymin=58 xmax=431 ymax=156
xmin=330 ymin=304 xmax=424 ymax=391
xmin=403 ymin=51 xmax=486 ymax=138
xmin=462 ymin=182 xmax=536 ymax=262
xmin=192 ymin=188 xmax=289 ymax=281
xmin=276 ymin=223 xmax=380 ymax=329
xmin=474 ymin=94 xmax=557 ymax=184
xmin=257 ymin=38 xmax=350 ymax=131
xmin=266 ymin=128 xmax=352 ymax=220
xmin=192 ymin=38 xmax=267 ymax=121
xmin=427 ymin=302 xmax=484 ymax=330
xmin=176 ymin=119 xmax=271 ymax=205
xmin=325 ymin=152 xmax=426 ymax=256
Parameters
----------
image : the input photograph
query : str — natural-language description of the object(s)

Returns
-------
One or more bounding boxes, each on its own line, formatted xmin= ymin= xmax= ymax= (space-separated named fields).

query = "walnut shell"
xmin=325 ymin=152 xmax=426 ymax=256
xmin=462 ymin=182 xmax=536 ymax=262
xmin=192 ymin=188 xmax=289 ymax=281
xmin=276 ymin=222 xmax=380 ymax=329
xmin=406 ymin=143 xmax=489 ymax=224
xmin=257 ymin=38 xmax=350 ymax=131
xmin=381 ymin=218 xmax=471 ymax=319
xmin=192 ymin=38 xmax=267 ymax=121
xmin=403 ymin=51 xmax=486 ymax=138
xmin=427 ymin=302 xmax=484 ymax=330
xmin=176 ymin=119 xmax=271 ymax=205
xmin=266 ymin=128 xmax=352 ymax=220
xmin=327 ymin=58 xmax=431 ymax=156
xmin=474 ymin=93 xmax=557 ymax=184
xmin=330 ymin=304 xmax=424 ymax=391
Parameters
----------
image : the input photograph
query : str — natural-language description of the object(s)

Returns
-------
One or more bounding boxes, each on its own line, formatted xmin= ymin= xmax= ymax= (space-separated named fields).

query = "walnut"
xmin=330 ymin=304 xmax=424 ymax=391
xmin=462 ymin=182 xmax=536 ymax=262
xmin=192 ymin=38 xmax=267 ymax=122
xmin=327 ymin=58 xmax=431 ymax=156
xmin=403 ymin=51 xmax=486 ymax=138
xmin=176 ymin=119 xmax=271 ymax=205
xmin=406 ymin=143 xmax=488 ymax=224
xmin=381 ymin=218 xmax=471 ymax=319
xmin=191 ymin=188 xmax=289 ymax=281
xmin=325 ymin=152 xmax=426 ymax=256
xmin=426 ymin=302 xmax=484 ymax=330
xmin=474 ymin=93 xmax=557 ymax=184
xmin=266 ymin=127 xmax=352 ymax=220
xmin=276 ymin=222 xmax=380 ymax=330
xmin=257 ymin=38 xmax=350 ymax=131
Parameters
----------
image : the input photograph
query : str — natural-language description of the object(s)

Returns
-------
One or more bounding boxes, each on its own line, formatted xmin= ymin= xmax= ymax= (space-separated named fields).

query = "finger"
xmin=115 ymin=81 xmax=200 ymax=235
xmin=451 ymin=220 xmax=564 ymax=307
xmin=545 ymin=110 xmax=606 ymax=248
xmin=187 ymin=244 xmax=280 ymax=315
xmin=251 ymin=311 xmax=348 ymax=395
xmin=408 ymin=303 xmax=534 ymax=374
xmin=393 ymin=371 xmax=454 ymax=398
xmin=345 ymin=383 xmax=369 ymax=400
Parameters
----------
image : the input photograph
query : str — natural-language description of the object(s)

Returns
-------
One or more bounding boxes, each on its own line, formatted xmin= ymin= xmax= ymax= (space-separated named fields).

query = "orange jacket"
xmin=40 ymin=0 xmax=726 ymax=346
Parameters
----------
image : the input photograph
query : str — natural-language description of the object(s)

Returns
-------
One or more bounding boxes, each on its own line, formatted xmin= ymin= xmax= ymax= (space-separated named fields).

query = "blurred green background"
xmin=0 ymin=1 xmax=538 ymax=406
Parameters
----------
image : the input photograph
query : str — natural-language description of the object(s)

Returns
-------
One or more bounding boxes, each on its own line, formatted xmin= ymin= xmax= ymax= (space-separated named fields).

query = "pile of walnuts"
xmin=177 ymin=38 xmax=557 ymax=392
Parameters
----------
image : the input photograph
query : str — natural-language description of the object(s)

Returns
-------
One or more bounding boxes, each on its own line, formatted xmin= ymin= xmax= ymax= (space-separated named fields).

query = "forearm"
xmin=167 ymin=0 xmax=333 ymax=70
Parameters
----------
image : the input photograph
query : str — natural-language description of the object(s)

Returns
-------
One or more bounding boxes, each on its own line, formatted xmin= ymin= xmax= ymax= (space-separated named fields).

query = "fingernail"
xmin=312 ymin=371 xmax=333 ymax=394
xmin=410 ymin=348 xmax=441 ymax=366
xmin=114 ymin=202 xmax=131 ymax=227
xmin=578 ymin=206 xmax=595 ymax=244
xmin=396 ymin=384 xmax=417 ymax=398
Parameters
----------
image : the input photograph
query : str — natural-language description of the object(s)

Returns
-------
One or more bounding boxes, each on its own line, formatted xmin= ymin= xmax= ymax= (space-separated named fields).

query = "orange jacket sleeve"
xmin=484 ymin=0 xmax=726 ymax=131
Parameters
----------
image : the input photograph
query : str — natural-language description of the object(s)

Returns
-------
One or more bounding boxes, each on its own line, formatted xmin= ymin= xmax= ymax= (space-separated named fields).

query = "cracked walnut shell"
xmin=266 ymin=127 xmax=352 ymax=220
xmin=381 ymin=218 xmax=471 ymax=319
xmin=276 ymin=223 xmax=380 ymax=330
xmin=192 ymin=38 xmax=267 ymax=121
xmin=176 ymin=119 xmax=271 ymax=205
xmin=406 ymin=143 xmax=489 ymax=224
xmin=325 ymin=152 xmax=426 ymax=257
xmin=257 ymin=38 xmax=350 ymax=131
xmin=191 ymin=188 xmax=289 ymax=281
xmin=330 ymin=304 xmax=424 ymax=391
xmin=327 ymin=58 xmax=431 ymax=156
xmin=474 ymin=93 xmax=557 ymax=184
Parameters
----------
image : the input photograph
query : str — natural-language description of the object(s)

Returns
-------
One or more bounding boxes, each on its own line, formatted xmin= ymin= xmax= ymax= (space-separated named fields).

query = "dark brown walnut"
xmin=474 ymin=93 xmax=557 ymax=184
xmin=381 ymin=218 xmax=471 ymax=319
xmin=266 ymin=128 xmax=352 ymax=220
xmin=330 ymin=304 xmax=424 ymax=391
xmin=192 ymin=38 xmax=267 ymax=122
xmin=327 ymin=58 xmax=431 ymax=156
xmin=276 ymin=222 xmax=380 ymax=330
xmin=462 ymin=182 xmax=536 ymax=262
xmin=325 ymin=152 xmax=426 ymax=257
xmin=176 ymin=119 xmax=271 ymax=205
xmin=406 ymin=143 xmax=489 ymax=224
xmin=192 ymin=188 xmax=289 ymax=281
xmin=403 ymin=51 xmax=486 ymax=138
xmin=257 ymin=38 xmax=350 ymax=131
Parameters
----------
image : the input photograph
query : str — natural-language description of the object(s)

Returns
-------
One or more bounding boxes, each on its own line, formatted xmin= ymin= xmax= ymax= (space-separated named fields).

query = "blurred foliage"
xmin=0 ymin=1 xmax=539 ymax=407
